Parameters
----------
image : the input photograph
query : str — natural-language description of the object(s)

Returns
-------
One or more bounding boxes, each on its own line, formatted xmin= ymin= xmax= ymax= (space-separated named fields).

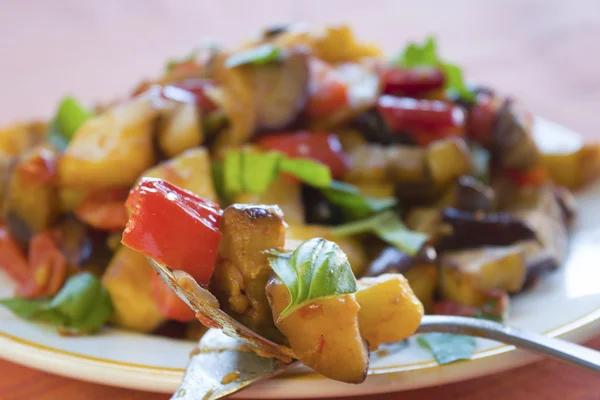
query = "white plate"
xmin=1 ymin=117 xmax=600 ymax=398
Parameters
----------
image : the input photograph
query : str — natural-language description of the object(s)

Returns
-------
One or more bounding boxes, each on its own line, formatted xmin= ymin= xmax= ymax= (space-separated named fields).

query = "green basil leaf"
xmin=242 ymin=151 xmax=284 ymax=194
xmin=56 ymin=96 xmax=92 ymax=140
xmin=0 ymin=298 xmax=66 ymax=325
xmin=332 ymin=211 xmax=428 ymax=256
xmin=268 ymin=238 xmax=357 ymax=320
xmin=225 ymin=44 xmax=281 ymax=68
xmin=417 ymin=333 xmax=476 ymax=365
xmin=223 ymin=150 xmax=244 ymax=199
xmin=59 ymin=283 xmax=114 ymax=334
xmin=322 ymin=181 xmax=396 ymax=218
xmin=50 ymin=273 xmax=102 ymax=322
xmin=396 ymin=36 xmax=475 ymax=103
xmin=280 ymin=158 xmax=332 ymax=189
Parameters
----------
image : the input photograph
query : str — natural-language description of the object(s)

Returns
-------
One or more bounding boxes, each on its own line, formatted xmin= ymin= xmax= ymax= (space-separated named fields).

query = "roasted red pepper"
xmin=256 ymin=131 xmax=349 ymax=179
xmin=123 ymin=178 xmax=222 ymax=287
xmin=466 ymin=92 xmax=500 ymax=147
xmin=381 ymin=66 xmax=445 ymax=97
xmin=506 ymin=166 xmax=548 ymax=187
xmin=75 ymin=188 xmax=129 ymax=231
xmin=377 ymin=95 xmax=465 ymax=146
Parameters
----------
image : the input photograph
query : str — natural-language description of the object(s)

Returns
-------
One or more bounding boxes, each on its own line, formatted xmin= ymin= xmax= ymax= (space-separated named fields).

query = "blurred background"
xmin=0 ymin=0 xmax=598 ymax=135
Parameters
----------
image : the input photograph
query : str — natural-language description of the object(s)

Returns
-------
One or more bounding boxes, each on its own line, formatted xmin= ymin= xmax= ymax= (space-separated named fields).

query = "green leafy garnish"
xmin=219 ymin=149 xmax=332 ymax=200
xmin=332 ymin=210 xmax=428 ymax=256
xmin=268 ymin=238 xmax=357 ymax=321
xmin=396 ymin=36 xmax=475 ymax=103
xmin=322 ymin=181 xmax=397 ymax=218
xmin=417 ymin=333 xmax=476 ymax=365
xmin=225 ymin=44 xmax=281 ymax=68
xmin=49 ymin=96 xmax=92 ymax=151
xmin=0 ymin=273 xmax=113 ymax=335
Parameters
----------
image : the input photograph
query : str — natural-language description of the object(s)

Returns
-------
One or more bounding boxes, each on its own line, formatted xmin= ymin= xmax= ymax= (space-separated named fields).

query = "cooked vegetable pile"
xmin=0 ymin=23 xmax=599 ymax=381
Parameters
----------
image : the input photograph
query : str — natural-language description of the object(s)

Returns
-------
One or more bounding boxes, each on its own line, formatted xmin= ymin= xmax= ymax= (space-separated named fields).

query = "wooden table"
xmin=1 ymin=0 xmax=599 ymax=399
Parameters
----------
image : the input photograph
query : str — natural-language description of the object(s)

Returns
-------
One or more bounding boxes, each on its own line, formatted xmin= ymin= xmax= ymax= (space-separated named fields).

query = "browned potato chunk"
xmin=355 ymin=274 xmax=424 ymax=350
xmin=102 ymin=247 xmax=164 ymax=332
xmin=59 ymin=97 xmax=157 ymax=188
xmin=426 ymin=138 xmax=473 ymax=188
xmin=210 ymin=204 xmax=286 ymax=342
xmin=404 ymin=262 xmax=438 ymax=313
xmin=386 ymin=145 xmax=427 ymax=184
xmin=158 ymin=102 xmax=203 ymax=157
xmin=0 ymin=121 xmax=46 ymax=156
xmin=541 ymin=144 xmax=600 ymax=190
xmin=234 ymin=175 xmax=305 ymax=225
xmin=285 ymin=224 xmax=367 ymax=277
xmin=266 ymin=276 xmax=369 ymax=384
xmin=4 ymin=147 xmax=59 ymax=245
xmin=141 ymin=147 xmax=218 ymax=202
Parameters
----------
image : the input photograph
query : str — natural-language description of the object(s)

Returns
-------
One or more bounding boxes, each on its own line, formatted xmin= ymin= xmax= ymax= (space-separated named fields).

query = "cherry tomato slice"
xmin=122 ymin=178 xmax=222 ymax=287
xmin=377 ymin=95 xmax=465 ymax=146
xmin=256 ymin=131 xmax=349 ymax=179
xmin=150 ymin=272 xmax=197 ymax=322
xmin=75 ymin=188 xmax=129 ymax=231
xmin=304 ymin=59 xmax=349 ymax=118
xmin=381 ymin=66 xmax=445 ymax=97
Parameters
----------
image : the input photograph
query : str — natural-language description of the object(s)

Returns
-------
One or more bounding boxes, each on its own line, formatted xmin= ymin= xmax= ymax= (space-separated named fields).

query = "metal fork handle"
xmin=417 ymin=315 xmax=600 ymax=373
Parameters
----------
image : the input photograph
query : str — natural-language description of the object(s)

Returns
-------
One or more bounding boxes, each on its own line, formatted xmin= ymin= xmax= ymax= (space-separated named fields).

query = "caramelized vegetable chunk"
xmin=266 ymin=276 xmax=369 ymax=383
xmin=158 ymin=102 xmax=203 ymax=157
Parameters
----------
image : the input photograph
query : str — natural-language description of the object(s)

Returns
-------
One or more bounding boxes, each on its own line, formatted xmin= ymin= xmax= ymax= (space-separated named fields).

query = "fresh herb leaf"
xmin=0 ymin=273 xmax=113 ymax=335
xmin=332 ymin=210 xmax=428 ymax=256
xmin=396 ymin=36 xmax=475 ymax=103
xmin=56 ymin=97 xmax=92 ymax=140
xmin=268 ymin=238 xmax=357 ymax=320
xmin=225 ymin=44 xmax=281 ymax=68
xmin=417 ymin=333 xmax=476 ymax=365
xmin=219 ymin=149 xmax=332 ymax=199
xmin=280 ymin=158 xmax=332 ymax=189
xmin=322 ymin=181 xmax=397 ymax=218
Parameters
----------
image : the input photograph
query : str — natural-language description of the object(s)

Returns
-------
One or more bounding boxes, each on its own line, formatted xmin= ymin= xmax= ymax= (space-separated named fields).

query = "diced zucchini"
xmin=141 ymin=147 xmax=218 ymax=202
xmin=58 ymin=97 xmax=157 ymax=188
xmin=158 ymin=102 xmax=203 ymax=157
xmin=356 ymin=273 xmax=424 ymax=349
xmin=101 ymin=247 xmax=165 ymax=332
xmin=234 ymin=175 xmax=305 ymax=225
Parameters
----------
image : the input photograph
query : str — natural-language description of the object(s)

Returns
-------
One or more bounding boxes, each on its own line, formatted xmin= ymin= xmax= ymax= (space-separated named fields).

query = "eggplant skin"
xmin=455 ymin=175 xmax=496 ymax=212
xmin=438 ymin=207 xmax=536 ymax=250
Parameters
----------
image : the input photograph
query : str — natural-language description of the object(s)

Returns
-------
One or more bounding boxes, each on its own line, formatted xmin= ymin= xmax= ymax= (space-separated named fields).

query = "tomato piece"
xmin=377 ymin=95 xmax=465 ymax=146
xmin=304 ymin=59 xmax=349 ymax=118
xmin=466 ymin=93 xmax=500 ymax=147
xmin=163 ymin=79 xmax=217 ymax=113
xmin=122 ymin=178 xmax=222 ymax=287
xmin=381 ymin=66 xmax=445 ymax=97
xmin=0 ymin=226 xmax=29 ymax=285
xmin=18 ymin=231 xmax=67 ymax=299
xmin=506 ymin=166 xmax=548 ymax=187
xmin=150 ymin=273 xmax=196 ymax=322
xmin=256 ymin=131 xmax=349 ymax=178
xmin=75 ymin=188 xmax=129 ymax=231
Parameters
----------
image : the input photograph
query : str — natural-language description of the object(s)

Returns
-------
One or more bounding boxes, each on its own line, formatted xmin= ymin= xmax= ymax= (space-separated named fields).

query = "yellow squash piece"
xmin=158 ymin=102 xmax=203 ymax=158
xmin=141 ymin=147 xmax=218 ymax=202
xmin=285 ymin=224 xmax=367 ymax=277
xmin=266 ymin=276 xmax=369 ymax=384
xmin=59 ymin=97 xmax=157 ymax=188
xmin=102 ymin=247 xmax=164 ymax=333
xmin=541 ymin=144 xmax=600 ymax=190
xmin=355 ymin=274 xmax=424 ymax=350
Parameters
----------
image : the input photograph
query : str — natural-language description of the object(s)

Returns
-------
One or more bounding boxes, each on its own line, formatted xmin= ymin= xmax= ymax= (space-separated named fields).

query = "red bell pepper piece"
xmin=506 ymin=166 xmax=548 ymax=187
xmin=122 ymin=178 xmax=222 ymax=288
xmin=381 ymin=66 xmax=445 ymax=97
xmin=75 ymin=188 xmax=129 ymax=231
xmin=256 ymin=131 xmax=349 ymax=179
xmin=163 ymin=78 xmax=218 ymax=113
xmin=466 ymin=92 xmax=500 ymax=147
xmin=377 ymin=95 xmax=465 ymax=146
xmin=304 ymin=58 xmax=349 ymax=118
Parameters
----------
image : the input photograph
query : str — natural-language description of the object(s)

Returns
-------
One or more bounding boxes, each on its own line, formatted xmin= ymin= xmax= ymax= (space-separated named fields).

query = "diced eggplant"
xmin=438 ymin=207 xmax=536 ymax=250
xmin=553 ymin=186 xmax=576 ymax=223
xmin=157 ymin=102 xmax=203 ymax=158
xmin=210 ymin=204 xmax=287 ymax=342
xmin=386 ymin=145 xmax=428 ymax=184
xmin=3 ymin=147 xmax=59 ymax=247
xmin=405 ymin=207 xmax=442 ymax=237
xmin=262 ymin=23 xmax=290 ymax=40
xmin=491 ymin=98 xmax=540 ymax=170
xmin=337 ymin=128 xmax=368 ymax=152
xmin=266 ymin=276 xmax=369 ymax=384
xmin=355 ymin=273 xmax=424 ymax=350
xmin=301 ymin=184 xmax=344 ymax=226
xmin=351 ymin=110 xmax=415 ymax=145
xmin=343 ymin=144 xmax=389 ymax=182
xmin=454 ymin=175 xmax=496 ymax=212
xmin=235 ymin=175 xmax=305 ymax=225
xmin=57 ymin=216 xmax=93 ymax=266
